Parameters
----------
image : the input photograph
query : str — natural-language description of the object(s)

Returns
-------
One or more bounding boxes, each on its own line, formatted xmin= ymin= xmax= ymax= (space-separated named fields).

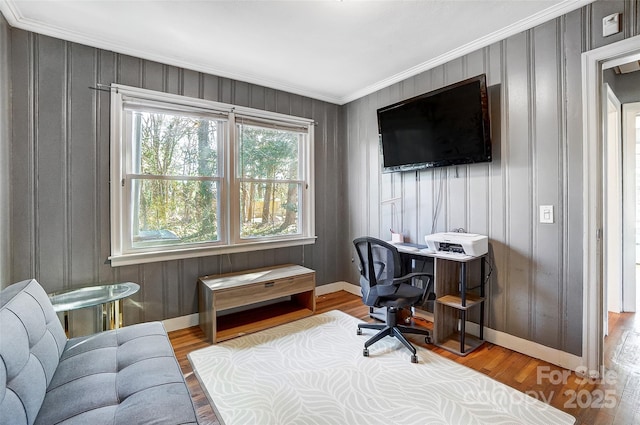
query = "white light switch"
xmin=540 ymin=205 xmax=554 ymax=224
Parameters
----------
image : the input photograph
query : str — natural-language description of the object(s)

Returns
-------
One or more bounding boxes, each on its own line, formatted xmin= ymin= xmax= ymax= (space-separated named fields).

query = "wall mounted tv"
xmin=377 ymin=74 xmax=491 ymax=173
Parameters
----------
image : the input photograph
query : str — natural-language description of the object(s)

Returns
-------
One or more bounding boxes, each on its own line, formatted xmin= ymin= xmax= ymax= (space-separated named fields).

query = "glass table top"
xmin=48 ymin=282 xmax=140 ymax=312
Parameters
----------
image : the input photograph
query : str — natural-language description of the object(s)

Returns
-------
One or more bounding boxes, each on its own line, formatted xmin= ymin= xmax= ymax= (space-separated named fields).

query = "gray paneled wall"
xmin=604 ymin=68 xmax=640 ymax=103
xmin=343 ymin=1 xmax=637 ymax=357
xmin=5 ymin=0 xmax=638 ymax=348
xmin=9 ymin=28 xmax=345 ymax=332
xmin=0 ymin=13 xmax=10 ymax=289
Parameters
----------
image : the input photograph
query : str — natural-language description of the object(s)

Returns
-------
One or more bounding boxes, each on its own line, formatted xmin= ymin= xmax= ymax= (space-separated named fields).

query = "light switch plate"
xmin=540 ymin=205 xmax=554 ymax=224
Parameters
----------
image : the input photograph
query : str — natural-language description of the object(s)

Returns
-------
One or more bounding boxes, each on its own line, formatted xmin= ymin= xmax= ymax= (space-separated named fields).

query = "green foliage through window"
xmin=238 ymin=125 xmax=302 ymax=238
xmin=130 ymin=111 xmax=221 ymax=248
xmin=110 ymin=84 xmax=314 ymax=264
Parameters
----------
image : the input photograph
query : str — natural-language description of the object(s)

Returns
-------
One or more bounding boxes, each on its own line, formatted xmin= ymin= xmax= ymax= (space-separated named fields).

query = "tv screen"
xmin=377 ymin=74 xmax=491 ymax=172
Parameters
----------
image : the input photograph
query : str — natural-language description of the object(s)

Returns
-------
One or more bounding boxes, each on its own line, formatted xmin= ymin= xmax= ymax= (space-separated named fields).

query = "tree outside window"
xmin=129 ymin=111 xmax=222 ymax=248
xmin=238 ymin=124 xmax=303 ymax=239
xmin=110 ymin=84 xmax=315 ymax=266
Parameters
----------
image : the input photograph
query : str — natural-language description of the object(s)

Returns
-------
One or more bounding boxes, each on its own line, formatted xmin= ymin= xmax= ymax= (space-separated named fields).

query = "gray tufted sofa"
xmin=0 ymin=279 xmax=199 ymax=425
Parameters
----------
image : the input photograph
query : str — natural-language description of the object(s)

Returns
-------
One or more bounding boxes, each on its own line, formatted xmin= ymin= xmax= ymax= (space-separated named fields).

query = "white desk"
xmin=391 ymin=242 xmax=486 ymax=356
xmin=393 ymin=242 xmax=477 ymax=261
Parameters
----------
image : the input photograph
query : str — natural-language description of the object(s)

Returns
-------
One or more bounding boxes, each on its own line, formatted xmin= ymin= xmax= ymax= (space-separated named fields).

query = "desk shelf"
xmin=436 ymin=294 xmax=484 ymax=310
xmin=432 ymin=255 xmax=486 ymax=356
xmin=436 ymin=330 xmax=484 ymax=354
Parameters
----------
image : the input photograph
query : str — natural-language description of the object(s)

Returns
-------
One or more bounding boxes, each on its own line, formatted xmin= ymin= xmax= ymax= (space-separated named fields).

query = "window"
xmin=237 ymin=121 xmax=304 ymax=239
xmin=110 ymin=85 xmax=315 ymax=266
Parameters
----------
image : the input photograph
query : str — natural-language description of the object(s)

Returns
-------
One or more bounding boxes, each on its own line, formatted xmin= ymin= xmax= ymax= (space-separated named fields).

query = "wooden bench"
xmin=198 ymin=264 xmax=316 ymax=343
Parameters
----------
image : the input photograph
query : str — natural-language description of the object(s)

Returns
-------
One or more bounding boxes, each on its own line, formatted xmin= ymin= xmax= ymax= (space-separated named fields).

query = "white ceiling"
xmin=0 ymin=0 xmax=593 ymax=105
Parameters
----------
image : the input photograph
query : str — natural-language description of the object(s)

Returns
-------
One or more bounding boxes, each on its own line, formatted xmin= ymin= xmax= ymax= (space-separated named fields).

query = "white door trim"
xmin=582 ymin=34 xmax=640 ymax=378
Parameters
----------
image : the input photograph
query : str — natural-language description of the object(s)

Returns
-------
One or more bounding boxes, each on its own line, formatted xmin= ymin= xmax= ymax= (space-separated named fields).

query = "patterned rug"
xmin=188 ymin=310 xmax=575 ymax=425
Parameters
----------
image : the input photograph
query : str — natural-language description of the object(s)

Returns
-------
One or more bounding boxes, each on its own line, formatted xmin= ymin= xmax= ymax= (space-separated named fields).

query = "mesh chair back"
xmin=353 ymin=237 xmax=403 ymax=305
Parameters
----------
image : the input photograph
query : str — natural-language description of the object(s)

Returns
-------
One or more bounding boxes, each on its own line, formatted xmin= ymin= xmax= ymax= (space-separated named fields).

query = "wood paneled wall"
xmin=343 ymin=1 xmax=638 ymax=357
xmin=4 ymin=0 xmax=639 ymax=347
xmin=8 ymin=29 xmax=345 ymax=332
xmin=605 ymin=68 xmax=640 ymax=104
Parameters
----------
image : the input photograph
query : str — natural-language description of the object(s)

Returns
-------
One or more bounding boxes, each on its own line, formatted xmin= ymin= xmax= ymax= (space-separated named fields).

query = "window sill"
xmin=109 ymin=236 xmax=317 ymax=267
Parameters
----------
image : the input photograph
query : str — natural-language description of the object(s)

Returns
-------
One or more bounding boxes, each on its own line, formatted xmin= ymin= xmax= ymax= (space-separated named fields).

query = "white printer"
xmin=424 ymin=232 xmax=488 ymax=258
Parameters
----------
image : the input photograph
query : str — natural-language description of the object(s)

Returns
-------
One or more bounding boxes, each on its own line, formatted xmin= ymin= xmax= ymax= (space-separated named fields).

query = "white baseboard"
xmin=161 ymin=281 xmax=581 ymax=372
xmin=163 ymin=313 xmax=199 ymax=332
xmin=464 ymin=322 xmax=582 ymax=372
xmin=316 ymin=281 xmax=360 ymax=296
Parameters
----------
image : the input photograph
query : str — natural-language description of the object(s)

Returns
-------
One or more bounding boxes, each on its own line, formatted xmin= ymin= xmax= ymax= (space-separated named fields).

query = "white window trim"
xmin=109 ymin=84 xmax=316 ymax=267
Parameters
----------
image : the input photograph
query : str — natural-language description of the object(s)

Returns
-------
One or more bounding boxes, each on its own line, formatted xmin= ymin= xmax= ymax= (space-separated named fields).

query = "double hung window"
xmin=110 ymin=85 xmax=315 ymax=266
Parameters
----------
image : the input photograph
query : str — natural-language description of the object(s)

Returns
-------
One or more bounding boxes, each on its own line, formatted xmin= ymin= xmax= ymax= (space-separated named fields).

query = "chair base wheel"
xmin=411 ymin=355 xmax=418 ymax=363
xmin=357 ymin=328 xmax=362 ymax=335
xmin=363 ymin=348 xmax=369 ymax=357
xmin=425 ymin=336 xmax=432 ymax=344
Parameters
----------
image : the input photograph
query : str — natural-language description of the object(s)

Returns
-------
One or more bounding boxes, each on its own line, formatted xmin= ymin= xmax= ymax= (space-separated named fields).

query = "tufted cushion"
xmin=36 ymin=322 xmax=198 ymax=425
xmin=1 ymin=280 xmax=198 ymax=425
xmin=0 ymin=279 xmax=67 ymax=425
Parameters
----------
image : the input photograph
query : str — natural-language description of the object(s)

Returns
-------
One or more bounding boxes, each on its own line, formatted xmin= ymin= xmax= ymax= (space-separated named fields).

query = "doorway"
xmin=604 ymin=82 xmax=640 ymax=321
xmin=603 ymin=87 xmax=640 ymax=319
xmin=604 ymin=84 xmax=622 ymax=328
xmin=582 ymin=34 xmax=640 ymax=377
xmin=622 ymin=102 xmax=640 ymax=313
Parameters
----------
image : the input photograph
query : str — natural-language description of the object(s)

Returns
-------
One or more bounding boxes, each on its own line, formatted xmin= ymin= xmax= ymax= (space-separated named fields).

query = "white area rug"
xmin=188 ymin=310 xmax=575 ymax=425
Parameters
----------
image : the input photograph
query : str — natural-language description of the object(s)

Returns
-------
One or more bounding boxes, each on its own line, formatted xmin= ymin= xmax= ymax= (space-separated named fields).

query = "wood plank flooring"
xmin=169 ymin=291 xmax=639 ymax=425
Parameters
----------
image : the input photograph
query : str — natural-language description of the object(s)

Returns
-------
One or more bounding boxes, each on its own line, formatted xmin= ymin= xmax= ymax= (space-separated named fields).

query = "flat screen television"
xmin=377 ymin=74 xmax=492 ymax=172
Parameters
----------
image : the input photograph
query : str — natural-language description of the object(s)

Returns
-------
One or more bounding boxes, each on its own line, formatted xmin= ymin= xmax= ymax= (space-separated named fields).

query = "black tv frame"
xmin=377 ymin=74 xmax=492 ymax=173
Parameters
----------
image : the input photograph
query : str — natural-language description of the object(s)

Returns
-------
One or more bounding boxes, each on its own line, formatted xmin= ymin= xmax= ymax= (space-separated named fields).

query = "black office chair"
xmin=354 ymin=236 xmax=433 ymax=363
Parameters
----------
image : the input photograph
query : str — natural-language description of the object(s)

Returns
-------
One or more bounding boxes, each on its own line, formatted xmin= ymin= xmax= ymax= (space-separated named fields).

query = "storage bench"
xmin=198 ymin=264 xmax=316 ymax=343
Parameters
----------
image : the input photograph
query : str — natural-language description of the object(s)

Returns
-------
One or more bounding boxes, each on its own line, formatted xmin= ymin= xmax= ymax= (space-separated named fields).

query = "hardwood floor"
xmin=169 ymin=291 xmax=639 ymax=425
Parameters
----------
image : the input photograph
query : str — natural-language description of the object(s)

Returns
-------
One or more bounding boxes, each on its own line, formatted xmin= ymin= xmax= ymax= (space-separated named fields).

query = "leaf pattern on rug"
xmin=188 ymin=310 xmax=575 ymax=425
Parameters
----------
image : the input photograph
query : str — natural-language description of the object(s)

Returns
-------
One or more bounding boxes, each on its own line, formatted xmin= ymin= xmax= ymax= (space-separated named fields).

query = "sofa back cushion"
xmin=0 ymin=279 xmax=67 ymax=425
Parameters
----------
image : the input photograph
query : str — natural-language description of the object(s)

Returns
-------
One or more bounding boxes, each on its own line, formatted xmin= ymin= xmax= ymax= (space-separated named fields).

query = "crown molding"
xmin=1 ymin=0 xmax=593 ymax=106
xmin=0 ymin=0 xmax=18 ymax=24
xmin=338 ymin=0 xmax=595 ymax=104
xmin=0 ymin=0 xmax=342 ymax=104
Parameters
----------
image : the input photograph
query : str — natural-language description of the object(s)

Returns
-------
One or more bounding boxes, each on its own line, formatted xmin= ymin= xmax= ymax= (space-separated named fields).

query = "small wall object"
xmin=602 ymin=13 xmax=621 ymax=37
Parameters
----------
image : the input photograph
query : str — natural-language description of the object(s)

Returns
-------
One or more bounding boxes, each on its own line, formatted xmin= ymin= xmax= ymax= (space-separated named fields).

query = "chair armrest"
xmin=392 ymin=272 xmax=432 ymax=285
xmin=393 ymin=272 xmax=433 ymax=304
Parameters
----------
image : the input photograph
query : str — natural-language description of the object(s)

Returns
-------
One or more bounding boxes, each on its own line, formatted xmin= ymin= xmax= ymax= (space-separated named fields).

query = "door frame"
xmin=582 ymin=34 xmax=640 ymax=378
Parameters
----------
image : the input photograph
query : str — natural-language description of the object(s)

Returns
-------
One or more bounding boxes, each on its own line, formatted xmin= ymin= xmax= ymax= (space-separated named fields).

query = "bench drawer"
xmin=215 ymin=273 xmax=314 ymax=311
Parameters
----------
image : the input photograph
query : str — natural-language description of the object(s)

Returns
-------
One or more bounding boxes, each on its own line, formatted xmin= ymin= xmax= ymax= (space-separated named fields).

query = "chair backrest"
xmin=353 ymin=237 xmax=403 ymax=306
